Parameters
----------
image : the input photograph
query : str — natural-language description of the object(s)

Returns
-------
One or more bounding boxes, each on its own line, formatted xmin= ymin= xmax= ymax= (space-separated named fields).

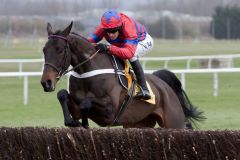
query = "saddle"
xmin=111 ymin=56 xmax=155 ymax=105
xmin=111 ymin=55 xmax=133 ymax=90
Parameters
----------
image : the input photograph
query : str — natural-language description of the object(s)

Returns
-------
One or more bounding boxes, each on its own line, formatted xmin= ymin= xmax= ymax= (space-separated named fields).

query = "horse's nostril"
xmin=46 ymin=80 xmax=52 ymax=86
xmin=41 ymin=80 xmax=53 ymax=92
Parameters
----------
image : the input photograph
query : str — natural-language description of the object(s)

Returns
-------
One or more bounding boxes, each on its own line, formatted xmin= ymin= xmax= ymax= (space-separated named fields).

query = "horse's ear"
xmin=61 ymin=21 xmax=73 ymax=37
xmin=47 ymin=22 xmax=53 ymax=36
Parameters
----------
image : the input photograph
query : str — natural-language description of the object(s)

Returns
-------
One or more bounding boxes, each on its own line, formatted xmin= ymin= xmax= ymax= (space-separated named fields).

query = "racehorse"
xmin=41 ymin=22 xmax=205 ymax=129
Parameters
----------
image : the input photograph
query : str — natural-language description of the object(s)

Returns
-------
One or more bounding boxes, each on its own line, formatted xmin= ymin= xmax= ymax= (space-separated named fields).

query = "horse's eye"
xmin=56 ymin=47 xmax=62 ymax=52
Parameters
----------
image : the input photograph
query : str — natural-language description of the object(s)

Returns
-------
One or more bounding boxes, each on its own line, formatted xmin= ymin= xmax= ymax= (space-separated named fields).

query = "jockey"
xmin=88 ymin=10 xmax=154 ymax=100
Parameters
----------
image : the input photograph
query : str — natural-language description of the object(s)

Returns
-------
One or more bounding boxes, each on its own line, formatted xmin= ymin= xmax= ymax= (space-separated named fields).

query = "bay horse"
xmin=41 ymin=22 xmax=205 ymax=129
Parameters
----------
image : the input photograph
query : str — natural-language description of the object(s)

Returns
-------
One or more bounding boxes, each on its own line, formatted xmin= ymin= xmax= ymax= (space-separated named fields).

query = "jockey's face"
xmin=107 ymin=31 xmax=119 ymax=40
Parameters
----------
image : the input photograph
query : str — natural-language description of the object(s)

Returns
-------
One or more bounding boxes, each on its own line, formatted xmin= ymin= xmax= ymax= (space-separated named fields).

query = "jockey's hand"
xmin=95 ymin=43 xmax=109 ymax=53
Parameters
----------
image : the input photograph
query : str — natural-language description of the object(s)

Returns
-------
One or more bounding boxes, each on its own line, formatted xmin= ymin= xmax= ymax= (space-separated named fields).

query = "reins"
xmin=62 ymin=49 xmax=100 ymax=76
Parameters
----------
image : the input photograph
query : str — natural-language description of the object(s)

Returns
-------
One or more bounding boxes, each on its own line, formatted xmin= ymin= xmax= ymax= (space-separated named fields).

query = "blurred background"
xmin=1 ymin=0 xmax=240 ymax=41
xmin=0 ymin=0 xmax=240 ymax=130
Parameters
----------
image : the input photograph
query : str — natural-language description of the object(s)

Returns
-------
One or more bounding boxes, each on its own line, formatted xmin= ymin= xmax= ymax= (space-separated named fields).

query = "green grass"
xmin=0 ymin=77 xmax=65 ymax=127
xmin=150 ymin=39 xmax=240 ymax=56
xmin=0 ymin=74 xmax=239 ymax=130
xmin=0 ymin=39 xmax=240 ymax=130
xmin=2 ymin=39 xmax=240 ymax=58
xmin=0 ymin=38 xmax=44 ymax=59
xmin=180 ymin=73 xmax=240 ymax=130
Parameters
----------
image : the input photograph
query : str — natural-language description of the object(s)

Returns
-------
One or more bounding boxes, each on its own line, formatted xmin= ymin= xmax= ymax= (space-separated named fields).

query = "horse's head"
xmin=41 ymin=22 xmax=73 ymax=92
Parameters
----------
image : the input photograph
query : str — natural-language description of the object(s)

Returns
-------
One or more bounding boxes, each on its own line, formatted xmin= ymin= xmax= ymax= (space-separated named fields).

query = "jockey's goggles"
xmin=105 ymin=26 xmax=122 ymax=34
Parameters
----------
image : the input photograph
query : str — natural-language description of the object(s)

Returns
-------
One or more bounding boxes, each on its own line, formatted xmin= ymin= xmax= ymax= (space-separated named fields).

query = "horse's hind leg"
xmin=57 ymin=89 xmax=81 ymax=127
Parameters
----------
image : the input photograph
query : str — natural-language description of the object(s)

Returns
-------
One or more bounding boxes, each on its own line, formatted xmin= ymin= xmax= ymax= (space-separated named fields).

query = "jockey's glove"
xmin=95 ymin=43 xmax=109 ymax=53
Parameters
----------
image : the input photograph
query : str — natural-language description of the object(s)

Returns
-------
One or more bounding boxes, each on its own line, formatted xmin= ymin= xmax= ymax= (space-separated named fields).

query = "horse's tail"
xmin=152 ymin=69 xmax=206 ymax=127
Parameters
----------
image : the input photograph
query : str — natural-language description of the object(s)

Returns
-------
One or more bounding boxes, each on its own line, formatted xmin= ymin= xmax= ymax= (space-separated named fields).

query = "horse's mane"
xmin=69 ymin=32 xmax=96 ymax=52
xmin=52 ymin=30 xmax=90 ymax=44
xmin=70 ymin=32 xmax=90 ymax=43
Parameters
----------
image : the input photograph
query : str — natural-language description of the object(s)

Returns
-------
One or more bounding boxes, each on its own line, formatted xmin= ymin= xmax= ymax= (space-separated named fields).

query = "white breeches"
xmin=129 ymin=33 xmax=154 ymax=62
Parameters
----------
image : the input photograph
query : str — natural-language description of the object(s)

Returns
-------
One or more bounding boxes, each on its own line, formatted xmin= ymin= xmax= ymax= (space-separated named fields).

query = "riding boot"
xmin=130 ymin=60 xmax=151 ymax=100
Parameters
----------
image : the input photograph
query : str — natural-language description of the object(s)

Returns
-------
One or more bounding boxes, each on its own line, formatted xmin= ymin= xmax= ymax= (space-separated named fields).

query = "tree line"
xmin=211 ymin=6 xmax=240 ymax=39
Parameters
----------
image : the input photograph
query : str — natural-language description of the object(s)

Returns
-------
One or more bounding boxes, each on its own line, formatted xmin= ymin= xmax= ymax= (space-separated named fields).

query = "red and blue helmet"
xmin=101 ymin=10 xmax=122 ymax=29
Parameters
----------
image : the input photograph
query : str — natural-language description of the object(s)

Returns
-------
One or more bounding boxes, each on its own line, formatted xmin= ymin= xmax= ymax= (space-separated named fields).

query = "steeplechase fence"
xmin=0 ymin=127 xmax=239 ymax=159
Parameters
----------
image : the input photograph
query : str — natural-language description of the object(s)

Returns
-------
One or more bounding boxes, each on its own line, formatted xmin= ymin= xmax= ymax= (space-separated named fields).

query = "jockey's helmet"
xmin=101 ymin=10 xmax=122 ymax=31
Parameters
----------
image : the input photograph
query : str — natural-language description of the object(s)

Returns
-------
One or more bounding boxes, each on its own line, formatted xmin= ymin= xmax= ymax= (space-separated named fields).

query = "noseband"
xmin=45 ymin=34 xmax=99 ymax=79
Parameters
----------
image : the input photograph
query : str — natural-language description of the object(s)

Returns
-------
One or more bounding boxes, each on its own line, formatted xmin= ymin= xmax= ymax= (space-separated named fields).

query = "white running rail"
xmin=146 ymin=68 xmax=240 ymax=97
xmin=140 ymin=54 xmax=240 ymax=69
xmin=0 ymin=59 xmax=43 ymax=72
xmin=1 ymin=54 xmax=240 ymax=72
xmin=0 ymin=72 xmax=42 ymax=105
xmin=0 ymin=68 xmax=240 ymax=105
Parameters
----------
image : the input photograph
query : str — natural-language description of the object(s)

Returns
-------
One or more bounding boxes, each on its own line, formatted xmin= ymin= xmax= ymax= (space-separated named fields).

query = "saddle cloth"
xmin=134 ymin=82 xmax=156 ymax=105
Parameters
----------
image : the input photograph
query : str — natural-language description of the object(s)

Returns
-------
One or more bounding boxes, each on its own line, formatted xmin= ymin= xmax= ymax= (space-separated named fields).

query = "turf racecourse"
xmin=0 ymin=127 xmax=239 ymax=160
xmin=0 ymin=39 xmax=240 ymax=130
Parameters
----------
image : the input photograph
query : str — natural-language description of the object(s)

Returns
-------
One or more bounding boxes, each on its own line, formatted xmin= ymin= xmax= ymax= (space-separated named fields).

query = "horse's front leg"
xmin=79 ymin=98 xmax=92 ymax=128
xmin=57 ymin=89 xmax=82 ymax=127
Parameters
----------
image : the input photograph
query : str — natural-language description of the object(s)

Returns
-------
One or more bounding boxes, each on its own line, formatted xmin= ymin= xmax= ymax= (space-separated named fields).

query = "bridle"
xmin=45 ymin=34 xmax=99 ymax=79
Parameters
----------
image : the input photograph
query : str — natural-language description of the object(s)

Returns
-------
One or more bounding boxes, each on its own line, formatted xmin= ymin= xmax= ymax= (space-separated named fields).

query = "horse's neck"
xmin=69 ymin=36 xmax=113 ymax=73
